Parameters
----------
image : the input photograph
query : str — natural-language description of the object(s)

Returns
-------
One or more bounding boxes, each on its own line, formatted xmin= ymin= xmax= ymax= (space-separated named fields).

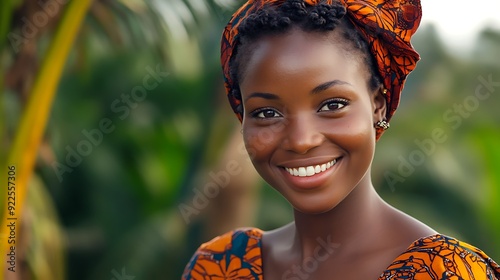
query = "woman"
xmin=182 ymin=0 xmax=500 ymax=279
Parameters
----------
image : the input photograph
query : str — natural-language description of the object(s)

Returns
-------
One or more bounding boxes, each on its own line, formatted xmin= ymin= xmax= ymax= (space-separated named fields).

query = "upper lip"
xmin=277 ymin=156 xmax=340 ymax=168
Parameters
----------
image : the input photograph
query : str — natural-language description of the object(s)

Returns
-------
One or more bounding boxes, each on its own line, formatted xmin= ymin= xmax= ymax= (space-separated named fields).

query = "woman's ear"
xmin=372 ymin=87 xmax=387 ymax=121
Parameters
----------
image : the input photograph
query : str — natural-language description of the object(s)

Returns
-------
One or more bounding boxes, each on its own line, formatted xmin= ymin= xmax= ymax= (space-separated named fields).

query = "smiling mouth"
xmin=284 ymin=159 xmax=338 ymax=177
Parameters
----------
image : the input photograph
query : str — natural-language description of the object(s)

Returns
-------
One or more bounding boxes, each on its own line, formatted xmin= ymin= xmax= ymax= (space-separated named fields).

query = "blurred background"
xmin=1 ymin=0 xmax=499 ymax=279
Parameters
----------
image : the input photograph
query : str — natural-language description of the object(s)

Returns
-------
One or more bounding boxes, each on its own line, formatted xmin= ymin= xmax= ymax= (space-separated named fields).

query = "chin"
xmin=284 ymin=192 xmax=347 ymax=215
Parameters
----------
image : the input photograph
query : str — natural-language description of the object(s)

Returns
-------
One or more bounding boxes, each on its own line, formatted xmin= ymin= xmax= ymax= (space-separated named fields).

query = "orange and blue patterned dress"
xmin=182 ymin=228 xmax=500 ymax=279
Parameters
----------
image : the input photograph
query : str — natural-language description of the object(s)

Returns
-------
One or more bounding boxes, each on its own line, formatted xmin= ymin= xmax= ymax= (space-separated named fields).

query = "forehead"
xmin=239 ymin=28 xmax=368 ymax=94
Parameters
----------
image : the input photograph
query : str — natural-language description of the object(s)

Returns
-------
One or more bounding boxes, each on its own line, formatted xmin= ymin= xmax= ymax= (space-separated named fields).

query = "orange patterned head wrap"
xmin=221 ymin=0 xmax=422 ymax=138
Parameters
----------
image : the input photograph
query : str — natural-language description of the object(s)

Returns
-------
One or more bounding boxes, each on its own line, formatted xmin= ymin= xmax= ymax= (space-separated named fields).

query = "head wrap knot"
xmin=221 ymin=0 xmax=422 ymax=138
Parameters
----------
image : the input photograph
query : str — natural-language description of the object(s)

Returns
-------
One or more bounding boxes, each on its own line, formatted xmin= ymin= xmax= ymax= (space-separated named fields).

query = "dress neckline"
xmin=257 ymin=228 xmax=438 ymax=274
xmin=244 ymin=228 xmax=495 ymax=279
xmin=183 ymin=228 xmax=500 ymax=279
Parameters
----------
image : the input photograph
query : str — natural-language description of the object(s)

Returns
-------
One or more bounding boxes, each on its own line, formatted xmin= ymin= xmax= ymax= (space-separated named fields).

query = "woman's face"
xmin=239 ymin=28 xmax=385 ymax=214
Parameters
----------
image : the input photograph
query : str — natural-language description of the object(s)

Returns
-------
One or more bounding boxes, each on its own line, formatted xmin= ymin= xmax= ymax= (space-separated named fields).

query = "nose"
xmin=282 ymin=113 xmax=325 ymax=154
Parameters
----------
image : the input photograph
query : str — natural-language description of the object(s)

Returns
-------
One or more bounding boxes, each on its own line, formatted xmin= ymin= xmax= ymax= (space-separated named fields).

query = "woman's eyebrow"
xmin=244 ymin=80 xmax=351 ymax=101
xmin=244 ymin=92 xmax=280 ymax=101
xmin=311 ymin=80 xmax=351 ymax=94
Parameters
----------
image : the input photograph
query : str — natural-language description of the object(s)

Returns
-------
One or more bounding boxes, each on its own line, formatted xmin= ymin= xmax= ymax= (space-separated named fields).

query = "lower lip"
xmin=279 ymin=159 xmax=340 ymax=190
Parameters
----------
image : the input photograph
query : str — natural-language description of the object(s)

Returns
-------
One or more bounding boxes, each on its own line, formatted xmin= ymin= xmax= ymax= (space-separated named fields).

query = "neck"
xmin=291 ymin=174 xmax=386 ymax=258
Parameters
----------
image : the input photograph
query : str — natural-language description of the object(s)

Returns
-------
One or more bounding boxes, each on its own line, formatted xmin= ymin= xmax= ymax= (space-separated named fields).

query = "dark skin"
xmin=239 ymin=27 xmax=436 ymax=279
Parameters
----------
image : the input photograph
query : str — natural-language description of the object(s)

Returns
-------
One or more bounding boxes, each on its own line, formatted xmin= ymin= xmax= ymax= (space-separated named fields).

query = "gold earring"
xmin=382 ymin=88 xmax=388 ymax=95
xmin=375 ymin=120 xmax=390 ymax=130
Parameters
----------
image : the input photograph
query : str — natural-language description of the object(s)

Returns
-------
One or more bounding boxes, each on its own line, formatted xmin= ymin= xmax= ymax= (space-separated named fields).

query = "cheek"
xmin=242 ymin=122 xmax=286 ymax=163
xmin=323 ymin=108 xmax=376 ymax=154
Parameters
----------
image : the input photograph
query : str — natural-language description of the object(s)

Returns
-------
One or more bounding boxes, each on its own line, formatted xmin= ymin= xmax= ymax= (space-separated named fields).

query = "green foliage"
xmin=375 ymin=23 xmax=500 ymax=260
xmin=2 ymin=1 xmax=499 ymax=279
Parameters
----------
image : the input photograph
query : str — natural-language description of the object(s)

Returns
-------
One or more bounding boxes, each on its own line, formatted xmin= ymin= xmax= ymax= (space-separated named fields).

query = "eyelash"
xmin=250 ymin=107 xmax=282 ymax=119
xmin=318 ymin=98 xmax=349 ymax=112
xmin=249 ymin=98 xmax=349 ymax=119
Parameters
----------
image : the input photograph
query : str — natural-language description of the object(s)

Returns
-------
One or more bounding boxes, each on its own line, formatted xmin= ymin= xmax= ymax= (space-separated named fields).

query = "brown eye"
xmin=319 ymin=99 xmax=348 ymax=112
xmin=253 ymin=109 xmax=281 ymax=119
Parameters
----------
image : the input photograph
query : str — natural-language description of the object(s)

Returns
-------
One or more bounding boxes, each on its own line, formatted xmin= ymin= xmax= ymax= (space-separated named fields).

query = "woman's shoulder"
xmin=380 ymin=234 xmax=500 ymax=280
xmin=182 ymin=227 xmax=264 ymax=280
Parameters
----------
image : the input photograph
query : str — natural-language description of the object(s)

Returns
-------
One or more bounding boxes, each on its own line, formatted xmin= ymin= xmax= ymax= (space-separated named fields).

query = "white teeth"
xmin=298 ymin=167 xmax=307 ymax=177
xmin=306 ymin=166 xmax=315 ymax=176
xmin=284 ymin=159 xmax=337 ymax=177
xmin=321 ymin=164 xmax=326 ymax=172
